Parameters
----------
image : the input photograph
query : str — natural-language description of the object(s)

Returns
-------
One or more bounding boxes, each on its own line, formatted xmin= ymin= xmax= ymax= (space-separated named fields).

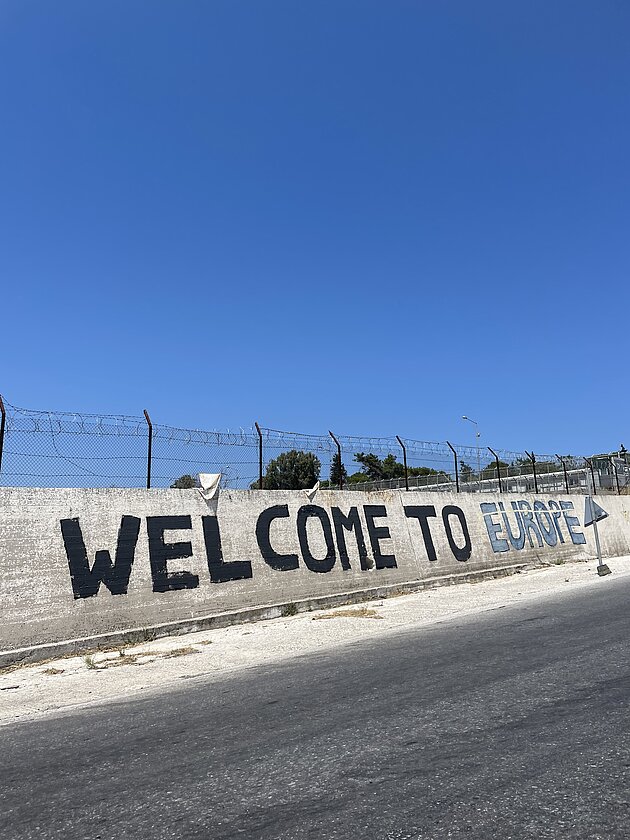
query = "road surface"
xmin=2 ymin=575 xmax=630 ymax=839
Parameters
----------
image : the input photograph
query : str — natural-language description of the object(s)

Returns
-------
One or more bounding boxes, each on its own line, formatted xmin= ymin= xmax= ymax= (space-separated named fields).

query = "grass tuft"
xmin=163 ymin=646 xmax=199 ymax=659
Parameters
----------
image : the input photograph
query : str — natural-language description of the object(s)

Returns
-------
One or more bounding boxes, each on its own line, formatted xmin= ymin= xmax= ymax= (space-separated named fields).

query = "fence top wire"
xmin=249 ymin=428 xmax=569 ymax=475
xmin=3 ymin=399 xmax=567 ymax=469
xmin=4 ymin=401 xmax=259 ymax=447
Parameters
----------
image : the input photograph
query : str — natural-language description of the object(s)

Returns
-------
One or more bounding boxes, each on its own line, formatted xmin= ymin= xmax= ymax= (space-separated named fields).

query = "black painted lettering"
xmin=363 ymin=505 xmax=397 ymax=569
xmin=255 ymin=505 xmax=299 ymax=571
xmin=202 ymin=516 xmax=252 ymax=583
xmin=297 ymin=505 xmax=336 ymax=573
xmin=404 ymin=505 xmax=438 ymax=561
xmin=442 ymin=505 xmax=472 ymax=562
xmin=332 ymin=507 xmax=370 ymax=570
xmin=146 ymin=515 xmax=199 ymax=592
xmin=60 ymin=516 xmax=141 ymax=599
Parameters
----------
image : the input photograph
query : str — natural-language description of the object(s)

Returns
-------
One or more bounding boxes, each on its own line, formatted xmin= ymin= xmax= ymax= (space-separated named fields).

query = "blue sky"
xmin=1 ymin=1 xmax=628 ymax=456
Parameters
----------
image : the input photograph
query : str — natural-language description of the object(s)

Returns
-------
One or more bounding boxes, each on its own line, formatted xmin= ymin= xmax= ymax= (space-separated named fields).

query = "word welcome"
xmin=60 ymin=503 xmax=471 ymax=599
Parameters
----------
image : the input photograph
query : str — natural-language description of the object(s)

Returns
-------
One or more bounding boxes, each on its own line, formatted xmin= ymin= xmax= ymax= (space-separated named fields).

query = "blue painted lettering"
xmin=560 ymin=501 xmax=586 ymax=545
xmin=517 ymin=501 xmax=544 ymax=548
xmin=481 ymin=502 xmax=509 ymax=553
xmin=533 ymin=501 xmax=557 ymax=547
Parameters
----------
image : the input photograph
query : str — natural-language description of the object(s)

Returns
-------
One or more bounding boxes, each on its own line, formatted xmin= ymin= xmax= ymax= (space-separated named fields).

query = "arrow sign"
xmin=584 ymin=496 xmax=608 ymax=527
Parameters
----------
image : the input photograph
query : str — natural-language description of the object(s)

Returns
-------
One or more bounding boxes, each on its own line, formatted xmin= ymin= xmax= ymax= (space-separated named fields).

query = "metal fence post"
xmin=446 ymin=441 xmax=459 ymax=493
xmin=0 ymin=395 xmax=5 ymax=479
xmin=610 ymin=456 xmax=621 ymax=495
xmin=488 ymin=447 xmax=502 ymax=493
xmin=328 ymin=430 xmax=343 ymax=489
xmin=585 ymin=458 xmax=596 ymax=495
xmin=525 ymin=450 xmax=538 ymax=494
xmin=396 ymin=435 xmax=409 ymax=491
xmin=555 ymin=454 xmax=569 ymax=494
xmin=254 ymin=422 xmax=263 ymax=490
xmin=143 ymin=409 xmax=153 ymax=489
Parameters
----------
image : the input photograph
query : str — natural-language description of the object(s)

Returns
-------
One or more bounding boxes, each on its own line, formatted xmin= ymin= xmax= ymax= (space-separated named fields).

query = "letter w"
xmin=60 ymin=517 xmax=141 ymax=599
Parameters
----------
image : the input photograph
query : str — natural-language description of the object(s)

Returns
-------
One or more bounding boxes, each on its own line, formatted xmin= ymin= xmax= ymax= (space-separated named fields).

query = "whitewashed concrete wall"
xmin=1 ymin=488 xmax=626 ymax=654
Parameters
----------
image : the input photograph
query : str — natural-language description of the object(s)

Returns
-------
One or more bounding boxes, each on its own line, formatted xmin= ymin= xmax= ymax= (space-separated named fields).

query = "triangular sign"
xmin=584 ymin=496 xmax=608 ymax=527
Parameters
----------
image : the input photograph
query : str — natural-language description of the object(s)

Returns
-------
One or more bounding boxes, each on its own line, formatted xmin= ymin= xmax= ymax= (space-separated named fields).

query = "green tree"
xmin=353 ymin=452 xmax=389 ymax=481
xmin=512 ymin=456 xmax=557 ymax=475
xmin=408 ymin=466 xmax=446 ymax=477
xmin=329 ymin=452 xmax=348 ymax=488
xmin=459 ymin=461 xmax=474 ymax=482
xmin=481 ymin=459 xmax=509 ymax=479
xmin=352 ymin=452 xmax=445 ymax=483
xmin=353 ymin=452 xmax=409 ymax=480
xmin=263 ymin=450 xmax=321 ymax=490
xmin=536 ymin=460 xmax=560 ymax=475
xmin=381 ymin=453 xmax=406 ymax=479
xmin=170 ymin=474 xmax=197 ymax=489
xmin=347 ymin=471 xmax=371 ymax=484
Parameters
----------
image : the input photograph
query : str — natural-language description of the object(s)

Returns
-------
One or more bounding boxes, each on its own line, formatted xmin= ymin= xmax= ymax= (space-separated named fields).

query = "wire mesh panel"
xmin=1 ymin=402 xmax=261 ymax=489
xmin=257 ymin=429 xmax=337 ymax=490
xmin=338 ymin=434 xmax=415 ymax=490
xmin=3 ymin=404 xmax=149 ymax=488
xmin=151 ymin=425 xmax=260 ymax=489
xmin=339 ymin=438 xmax=458 ymax=492
xmin=0 ymin=398 xmax=620 ymax=493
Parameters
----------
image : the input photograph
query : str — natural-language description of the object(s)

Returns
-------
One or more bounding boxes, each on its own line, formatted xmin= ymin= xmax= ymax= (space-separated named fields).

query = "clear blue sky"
xmin=1 ymin=1 xmax=628 ymax=456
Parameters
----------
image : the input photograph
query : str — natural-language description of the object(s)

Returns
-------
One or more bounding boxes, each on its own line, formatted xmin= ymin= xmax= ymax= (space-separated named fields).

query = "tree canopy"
xmin=329 ymin=452 xmax=348 ymax=488
xmin=481 ymin=459 xmax=509 ymax=478
xmin=349 ymin=452 xmax=445 ymax=483
xmin=261 ymin=449 xmax=321 ymax=490
xmin=459 ymin=461 xmax=474 ymax=481
xmin=170 ymin=474 xmax=197 ymax=489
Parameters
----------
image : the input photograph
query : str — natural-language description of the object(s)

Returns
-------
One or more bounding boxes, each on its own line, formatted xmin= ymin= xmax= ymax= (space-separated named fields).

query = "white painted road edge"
xmin=1 ymin=555 xmax=629 ymax=726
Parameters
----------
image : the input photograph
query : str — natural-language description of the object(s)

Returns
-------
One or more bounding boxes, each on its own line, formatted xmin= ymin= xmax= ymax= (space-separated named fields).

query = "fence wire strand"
xmin=0 ymin=399 xmax=627 ymax=494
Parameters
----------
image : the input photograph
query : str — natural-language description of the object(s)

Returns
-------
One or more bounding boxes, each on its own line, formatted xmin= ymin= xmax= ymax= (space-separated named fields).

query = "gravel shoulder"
xmin=2 ymin=555 xmax=628 ymax=725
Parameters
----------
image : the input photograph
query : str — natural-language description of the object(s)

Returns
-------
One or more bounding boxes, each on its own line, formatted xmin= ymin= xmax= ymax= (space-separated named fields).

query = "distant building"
xmin=590 ymin=447 xmax=630 ymax=491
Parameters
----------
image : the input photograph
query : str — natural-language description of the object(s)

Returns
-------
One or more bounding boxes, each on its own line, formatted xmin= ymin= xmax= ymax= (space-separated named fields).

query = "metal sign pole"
xmin=592 ymin=509 xmax=602 ymax=567
xmin=593 ymin=517 xmax=610 ymax=576
xmin=586 ymin=494 xmax=611 ymax=577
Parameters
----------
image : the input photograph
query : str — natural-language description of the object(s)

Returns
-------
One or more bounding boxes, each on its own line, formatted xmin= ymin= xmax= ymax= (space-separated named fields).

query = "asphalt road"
xmin=3 ymin=576 xmax=630 ymax=840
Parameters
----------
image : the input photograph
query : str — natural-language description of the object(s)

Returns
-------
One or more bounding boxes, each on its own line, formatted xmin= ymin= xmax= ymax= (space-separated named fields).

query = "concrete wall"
xmin=1 ymin=488 xmax=628 ymax=655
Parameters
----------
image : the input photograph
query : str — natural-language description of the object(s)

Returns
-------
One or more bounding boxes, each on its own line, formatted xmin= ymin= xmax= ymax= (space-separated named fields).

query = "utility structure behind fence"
xmin=0 ymin=397 xmax=628 ymax=495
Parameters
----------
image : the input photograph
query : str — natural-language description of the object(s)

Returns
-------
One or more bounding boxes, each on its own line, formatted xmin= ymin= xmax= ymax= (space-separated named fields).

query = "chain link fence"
xmin=0 ymin=397 xmax=628 ymax=494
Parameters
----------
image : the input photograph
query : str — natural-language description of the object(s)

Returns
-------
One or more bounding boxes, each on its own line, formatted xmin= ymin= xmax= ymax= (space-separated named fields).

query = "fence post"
xmin=143 ymin=409 xmax=153 ymax=489
xmin=585 ymin=458 xmax=596 ymax=495
xmin=396 ymin=435 xmax=409 ymax=491
xmin=446 ymin=441 xmax=459 ymax=493
xmin=488 ymin=447 xmax=502 ymax=493
xmin=254 ymin=422 xmax=263 ymax=490
xmin=555 ymin=454 xmax=569 ymax=494
xmin=328 ymin=430 xmax=343 ymax=489
xmin=525 ymin=450 xmax=538 ymax=494
xmin=610 ymin=456 xmax=621 ymax=495
xmin=0 ymin=395 xmax=5 ymax=479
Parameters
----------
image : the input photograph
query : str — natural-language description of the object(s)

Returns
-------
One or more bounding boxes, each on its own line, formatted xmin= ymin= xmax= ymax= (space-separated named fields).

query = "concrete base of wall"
xmin=0 ymin=562 xmax=527 ymax=670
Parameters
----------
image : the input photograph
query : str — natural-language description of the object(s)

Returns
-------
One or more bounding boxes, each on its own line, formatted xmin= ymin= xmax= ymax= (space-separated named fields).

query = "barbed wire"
xmin=0 ymin=399 xmax=623 ymax=492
